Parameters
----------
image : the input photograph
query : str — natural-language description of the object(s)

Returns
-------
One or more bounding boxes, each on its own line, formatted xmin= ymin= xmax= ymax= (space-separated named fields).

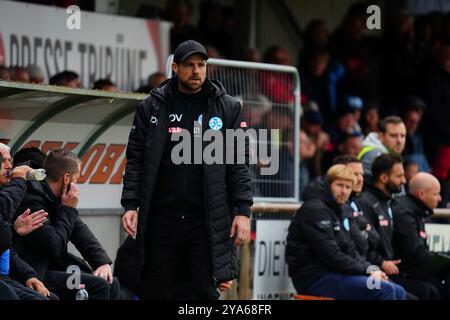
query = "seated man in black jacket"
xmin=286 ymin=164 xmax=406 ymax=299
xmin=12 ymin=149 xmax=120 ymax=300
xmin=1 ymin=154 xmax=53 ymax=300
xmin=333 ymin=155 xmax=380 ymax=258
xmin=392 ymin=172 xmax=450 ymax=299
xmin=356 ymin=154 xmax=437 ymax=299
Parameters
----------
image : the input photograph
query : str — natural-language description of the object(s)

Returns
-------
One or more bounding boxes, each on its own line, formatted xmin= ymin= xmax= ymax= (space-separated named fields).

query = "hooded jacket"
xmin=121 ymin=77 xmax=253 ymax=284
xmin=286 ymin=177 xmax=371 ymax=292
xmin=358 ymin=132 xmax=389 ymax=175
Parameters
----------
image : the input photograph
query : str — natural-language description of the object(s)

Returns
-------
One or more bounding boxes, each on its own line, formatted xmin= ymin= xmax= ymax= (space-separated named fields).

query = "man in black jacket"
xmin=1 ymin=154 xmax=54 ymax=300
xmin=356 ymin=154 xmax=436 ymax=299
xmin=392 ymin=172 xmax=450 ymax=299
xmin=121 ymin=40 xmax=253 ymax=299
xmin=355 ymin=154 xmax=405 ymax=274
xmin=333 ymin=155 xmax=380 ymax=258
xmin=286 ymin=164 xmax=405 ymax=299
xmin=12 ymin=149 xmax=120 ymax=300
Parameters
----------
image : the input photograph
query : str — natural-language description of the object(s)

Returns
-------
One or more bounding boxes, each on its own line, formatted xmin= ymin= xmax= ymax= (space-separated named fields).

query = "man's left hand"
xmin=218 ymin=280 xmax=233 ymax=292
xmin=229 ymin=215 xmax=250 ymax=246
xmin=93 ymin=264 xmax=113 ymax=284
xmin=25 ymin=277 xmax=50 ymax=298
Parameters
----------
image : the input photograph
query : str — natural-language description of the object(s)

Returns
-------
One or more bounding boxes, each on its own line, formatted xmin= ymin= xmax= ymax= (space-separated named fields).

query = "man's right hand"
xmin=61 ymin=182 xmax=79 ymax=208
xmin=14 ymin=209 xmax=48 ymax=236
xmin=10 ymin=165 xmax=32 ymax=180
xmin=381 ymin=260 xmax=401 ymax=276
xmin=122 ymin=210 xmax=138 ymax=237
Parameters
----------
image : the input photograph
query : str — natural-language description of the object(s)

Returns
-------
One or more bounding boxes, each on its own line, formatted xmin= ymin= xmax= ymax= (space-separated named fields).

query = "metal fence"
xmin=166 ymin=56 xmax=301 ymax=202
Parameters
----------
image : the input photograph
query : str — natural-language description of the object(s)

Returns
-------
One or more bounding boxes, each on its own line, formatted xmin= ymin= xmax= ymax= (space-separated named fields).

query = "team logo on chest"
xmin=209 ymin=116 xmax=223 ymax=130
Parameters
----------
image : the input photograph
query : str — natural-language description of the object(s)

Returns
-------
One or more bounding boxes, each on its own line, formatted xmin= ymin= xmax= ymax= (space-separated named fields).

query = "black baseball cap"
xmin=173 ymin=40 xmax=208 ymax=63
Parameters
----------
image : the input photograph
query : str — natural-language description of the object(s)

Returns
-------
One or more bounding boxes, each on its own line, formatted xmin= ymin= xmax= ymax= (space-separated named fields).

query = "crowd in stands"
xmin=2 ymin=1 xmax=449 ymax=205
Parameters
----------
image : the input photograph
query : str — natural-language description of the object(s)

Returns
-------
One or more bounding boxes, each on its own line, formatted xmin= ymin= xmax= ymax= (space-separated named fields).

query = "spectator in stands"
xmin=301 ymin=102 xmax=330 ymax=153
xmin=301 ymin=103 xmax=331 ymax=177
xmin=0 ymin=65 xmax=10 ymax=81
xmin=300 ymin=19 xmax=329 ymax=63
xmin=198 ymin=0 xmax=223 ymax=52
xmin=299 ymin=130 xmax=316 ymax=198
xmin=414 ymin=15 xmax=433 ymax=64
xmin=400 ymin=97 xmax=429 ymax=172
xmin=92 ymin=79 xmax=117 ymax=92
xmin=330 ymin=2 xmax=380 ymax=102
xmin=329 ymin=107 xmax=358 ymax=146
xmin=300 ymin=47 xmax=345 ymax=123
xmin=135 ymin=72 xmax=167 ymax=94
xmin=213 ymin=5 xmax=236 ymax=58
xmin=358 ymin=116 xmax=406 ymax=175
xmin=404 ymin=160 xmax=419 ymax=187
xmin=148 ymin=72 xmax=167 ymax=90
xmin=49 ymin=71 xmax=80 ymax=88
xmin=240 ymin=47 xmax=261 ymax=63
xmin=360 ymin=103 xmax=380 ymax=136
xmin=12 ymin=149 xmax=120 ymax=300
xmin=26 ymin=65 xmax=45 ymax=84
xmin=421 ymin=42 xmax=450 ymax=181
xmin=380 ymin=10 xmax=421 ymax=115
xmin=322 ymin=133 xmax=363 ymax=173
xmin=392 ymin=172 xmax=450 ymax=299
xmin=286 ymin=164 xmax=406 ymax=300
xmin=260 ymin=46 xmax=294 ymax=104
xmin=167 ymin=0 xmax=200 ymax=50
xmin=9 ymin=67 xmax=30 ymax=83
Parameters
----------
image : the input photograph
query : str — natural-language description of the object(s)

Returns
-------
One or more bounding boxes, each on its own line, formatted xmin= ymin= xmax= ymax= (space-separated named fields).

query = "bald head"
xmin=409 ymin=172 xmax=442 ymax=209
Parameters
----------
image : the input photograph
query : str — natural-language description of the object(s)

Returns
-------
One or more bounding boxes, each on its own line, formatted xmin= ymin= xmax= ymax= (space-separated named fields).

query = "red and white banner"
xmin=0 ymin=0 xmax=171 ymax=91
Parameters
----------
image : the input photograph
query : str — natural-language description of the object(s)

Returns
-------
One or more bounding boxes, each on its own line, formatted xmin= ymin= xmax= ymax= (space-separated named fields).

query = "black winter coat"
xmin=286 ymin=177 xmax=371 ymax=293
xmin=121 ymin=78 xmax=253 ymax=284
xmin=1 ymin=178 xmax=27 ymax=259
xmin=0 ymin=178 xmax=27 ymax=221
xmin=12 ymin=180 xmax=111 ymax=280
xmin=391 ymin=194 xmax=435 ymax=275
xmin=345 ymin=197 xmax=381 ymax=258
xmin=355 ymin=184 xmax=395 ymax=266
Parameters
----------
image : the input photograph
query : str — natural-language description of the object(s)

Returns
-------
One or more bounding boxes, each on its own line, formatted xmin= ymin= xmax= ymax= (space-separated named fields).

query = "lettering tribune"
xmin=169 ymin=124 xmax=280 ymax=176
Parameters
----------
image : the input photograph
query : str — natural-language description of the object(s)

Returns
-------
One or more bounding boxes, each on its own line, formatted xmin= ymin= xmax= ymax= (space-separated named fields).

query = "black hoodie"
xmin=286 ymin=177 xmax=371 ymax=293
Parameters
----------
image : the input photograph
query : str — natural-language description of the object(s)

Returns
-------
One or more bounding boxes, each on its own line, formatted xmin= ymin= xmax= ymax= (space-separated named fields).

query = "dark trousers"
xmin=391 ymin=275 xmax=440 ymax=300
xmin=44 ymin=270 xmax=120 ymax=300
xmin=141 ymin=214 xmax=219 ymax=300
xmin=303 ymin=272 xmax=406 ymax=300
xmin=0 ymin=276 xmax=58 ymax=300
xmin=0 ymin=279 xmax=18 ymax=300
